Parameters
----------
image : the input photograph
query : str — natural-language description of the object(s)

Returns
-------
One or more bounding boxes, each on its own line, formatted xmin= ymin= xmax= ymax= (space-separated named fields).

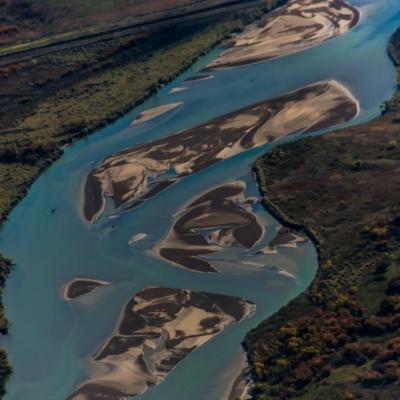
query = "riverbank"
xmin=0 ymin=0 xmax=286 ymax=395
xmin=0 ymin=0 xmax=285 ymax=226
xmin=245 ymin=27 xmax=400 ymax=400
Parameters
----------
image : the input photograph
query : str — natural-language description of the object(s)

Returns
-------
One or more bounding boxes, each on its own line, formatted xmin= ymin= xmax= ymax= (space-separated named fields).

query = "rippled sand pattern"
xmin=82 ymin=80 xmax=358 ymax=222
xmin=207 ymin=0 xmax=359 ymax=69
xmin=67 ymin=287 xmax=254 ymax=400
xmin=155 ymin=181 xmax=263 ymax=272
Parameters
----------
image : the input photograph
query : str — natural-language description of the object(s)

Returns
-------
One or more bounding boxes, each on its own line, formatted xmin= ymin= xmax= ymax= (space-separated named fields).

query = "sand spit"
xmin=128 ymin=233 xmax=148 ymax=245
xmin=63 ymin=278 xmax=110 ymax=300
xmin=130 ymin=102 xmax=183 ymax=126
xmin=67 ymin=286 xmax=254 ymax=400
xmin=169 ymin=87 xmax=188 ymax=94
xmin=183 ymin=74 xmax=214 ymax=83
xmin=155 ymin=181 xmax=263 ymax=273
xmin=207 ymin=0 xmax=360 ymax=69
xmin=82 ymin=80 xmax=358 ymax=222
xmin=227 ymin=364 xmax=252 ymax=400
xmin=270 ymin=226 xmax=308 ymax=248
xmin=259 ymin=227 xmax=308 ymax=255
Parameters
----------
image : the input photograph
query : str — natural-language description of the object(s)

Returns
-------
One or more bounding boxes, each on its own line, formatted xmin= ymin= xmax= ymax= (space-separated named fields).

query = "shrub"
xmin=293 ymin=363 xmax=313 ymax=388
xmin=360 ymin=370 xmax=383 ymax=386
xmin=387 ymin=277 xmax=400 ymax=295
xmin=379 ymin=296 xmax=400 ymax=316
xmin=369 ymin=226 xmax=389 ymax=239
xmin=362 ymin=316 xmax=387 ymax=334
xmin=301 ymin=346 xmax=320 ymax=360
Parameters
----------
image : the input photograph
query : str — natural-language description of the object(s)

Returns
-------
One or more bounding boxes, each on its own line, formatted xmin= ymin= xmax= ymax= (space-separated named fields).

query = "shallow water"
xmin=1 ymin=1 xmax=400 ymax=399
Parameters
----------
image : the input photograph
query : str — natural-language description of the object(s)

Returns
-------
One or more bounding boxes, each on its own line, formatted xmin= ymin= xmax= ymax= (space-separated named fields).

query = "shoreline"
xmin=244 ymin=27 xmax=400 ymax=399
xmin=62 ymin=278 xmax=110 ymax=301
xmin=226 ymin=353 xmax=253 ymax=400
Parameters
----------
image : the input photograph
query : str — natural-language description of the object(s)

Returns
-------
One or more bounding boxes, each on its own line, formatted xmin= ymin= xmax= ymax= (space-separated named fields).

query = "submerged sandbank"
xmin=63 ymin=278 xmax=110 ymax=300
xmin=130 ymin=102 xmax=184 ymax=126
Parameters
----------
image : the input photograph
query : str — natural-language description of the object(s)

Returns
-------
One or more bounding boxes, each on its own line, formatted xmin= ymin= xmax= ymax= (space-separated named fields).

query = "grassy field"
xmin=0 ymin=0 xmax=285 ymax=395
xmin=0 ymin=0 xmax=282 ymax=48
xmin=0 ymin=0 xmax=256 ymax=46
xmin=245 ymin=27 xmax=400 ymax=400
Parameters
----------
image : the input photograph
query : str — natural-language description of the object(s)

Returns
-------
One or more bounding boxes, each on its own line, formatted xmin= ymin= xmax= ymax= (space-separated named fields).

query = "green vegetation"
xmin=245 ymin=27 xmax=400 ymax=400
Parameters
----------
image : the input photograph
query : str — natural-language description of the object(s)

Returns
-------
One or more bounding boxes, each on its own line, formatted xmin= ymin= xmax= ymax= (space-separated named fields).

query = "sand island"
xmin=63 ymin=278 xmax=110 ymax=300
xmin=130 ymin=102 xmax=184 ymax=126
xmin=82 ymin=80 xmax=358 ymax=223
xmin=67 ymin=286 xmax=254 ymax=399
xmin=155 ymin=181 xmax=263 ymax=273
xmin=183 ymin=74 xmax=214 ymax=82
xmin=207 ymin=0 xmax=360 ymax=69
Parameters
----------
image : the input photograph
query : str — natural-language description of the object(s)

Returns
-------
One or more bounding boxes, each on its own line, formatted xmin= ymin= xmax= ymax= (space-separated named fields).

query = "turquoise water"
xmin=0 ymin=1 xmax=400 ymax=399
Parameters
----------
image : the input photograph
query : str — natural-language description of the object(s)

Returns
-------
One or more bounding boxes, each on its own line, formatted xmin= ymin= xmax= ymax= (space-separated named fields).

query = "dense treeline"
xmin=0 ymin=255 xmax=12 ymax=396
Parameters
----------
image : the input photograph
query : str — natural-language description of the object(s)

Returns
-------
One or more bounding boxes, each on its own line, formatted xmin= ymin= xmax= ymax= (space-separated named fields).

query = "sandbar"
xmin=82 ymin=80 xmax=358 ymax=222
xmin=155 ymin=181 xmax=264 ymax=273
xmin=63 ymin=278 xmax=110 ymax=300
xmin=67 ymin=286 xmax=254 ymax=399
xmin=130 ymin=102 xmax=183 ymax=126
xmin=207 ymin=0 xmax=360 ymax=69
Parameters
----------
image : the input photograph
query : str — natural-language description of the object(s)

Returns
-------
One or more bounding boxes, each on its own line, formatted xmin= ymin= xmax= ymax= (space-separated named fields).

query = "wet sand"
xmin=128 ymin=233 xmax=148 ymax=245
xmin=222 ymin=349 xmax=252 ymax=400
xmin=82 ymin=80 xmax=358 ymax=222
xmin=207 ymin=0 xmax=360 ymax=69
xmin=130 ymin=102 xmax=184 ymax=125
xmin=183 ymin=74 xmax=214 ymax=83
xmin=169 ymin=87 xmax=188 ymax=94
xmin=155 ymin=181 xmax=264 ymax=273
xmin=67 ymin=286 xmax=254 ymax=400
xmin=269 ymin=227 xmax=308 ymax=248
xmin=63 ymin=278 xmax=110 ymax=300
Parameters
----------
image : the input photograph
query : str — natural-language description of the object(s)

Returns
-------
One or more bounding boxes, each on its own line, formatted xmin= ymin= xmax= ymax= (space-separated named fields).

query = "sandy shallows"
xmin=271 ymin=227 xmax=308 ymax=247
xmin=82 ymin=80 xmax=358 ymax=223
xmin=67 ymin=286 xmax=254 ymax=400
xmin=155 ymin=181 xmax=263 ymax=273
xmin=63 ymin=278 xmax=110 ymax=300
xmin=130 ymin=102 xmax=184 ymax=126
xmin=207 ymin=0 xmax=360 ymax=69
xmin=183 ymin=74 xmax=214 ymax=82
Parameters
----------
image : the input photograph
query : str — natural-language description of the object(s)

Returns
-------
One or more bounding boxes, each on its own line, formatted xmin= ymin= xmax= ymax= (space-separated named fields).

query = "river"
xmin=0 ymin=0 xmax=399 ymax=399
